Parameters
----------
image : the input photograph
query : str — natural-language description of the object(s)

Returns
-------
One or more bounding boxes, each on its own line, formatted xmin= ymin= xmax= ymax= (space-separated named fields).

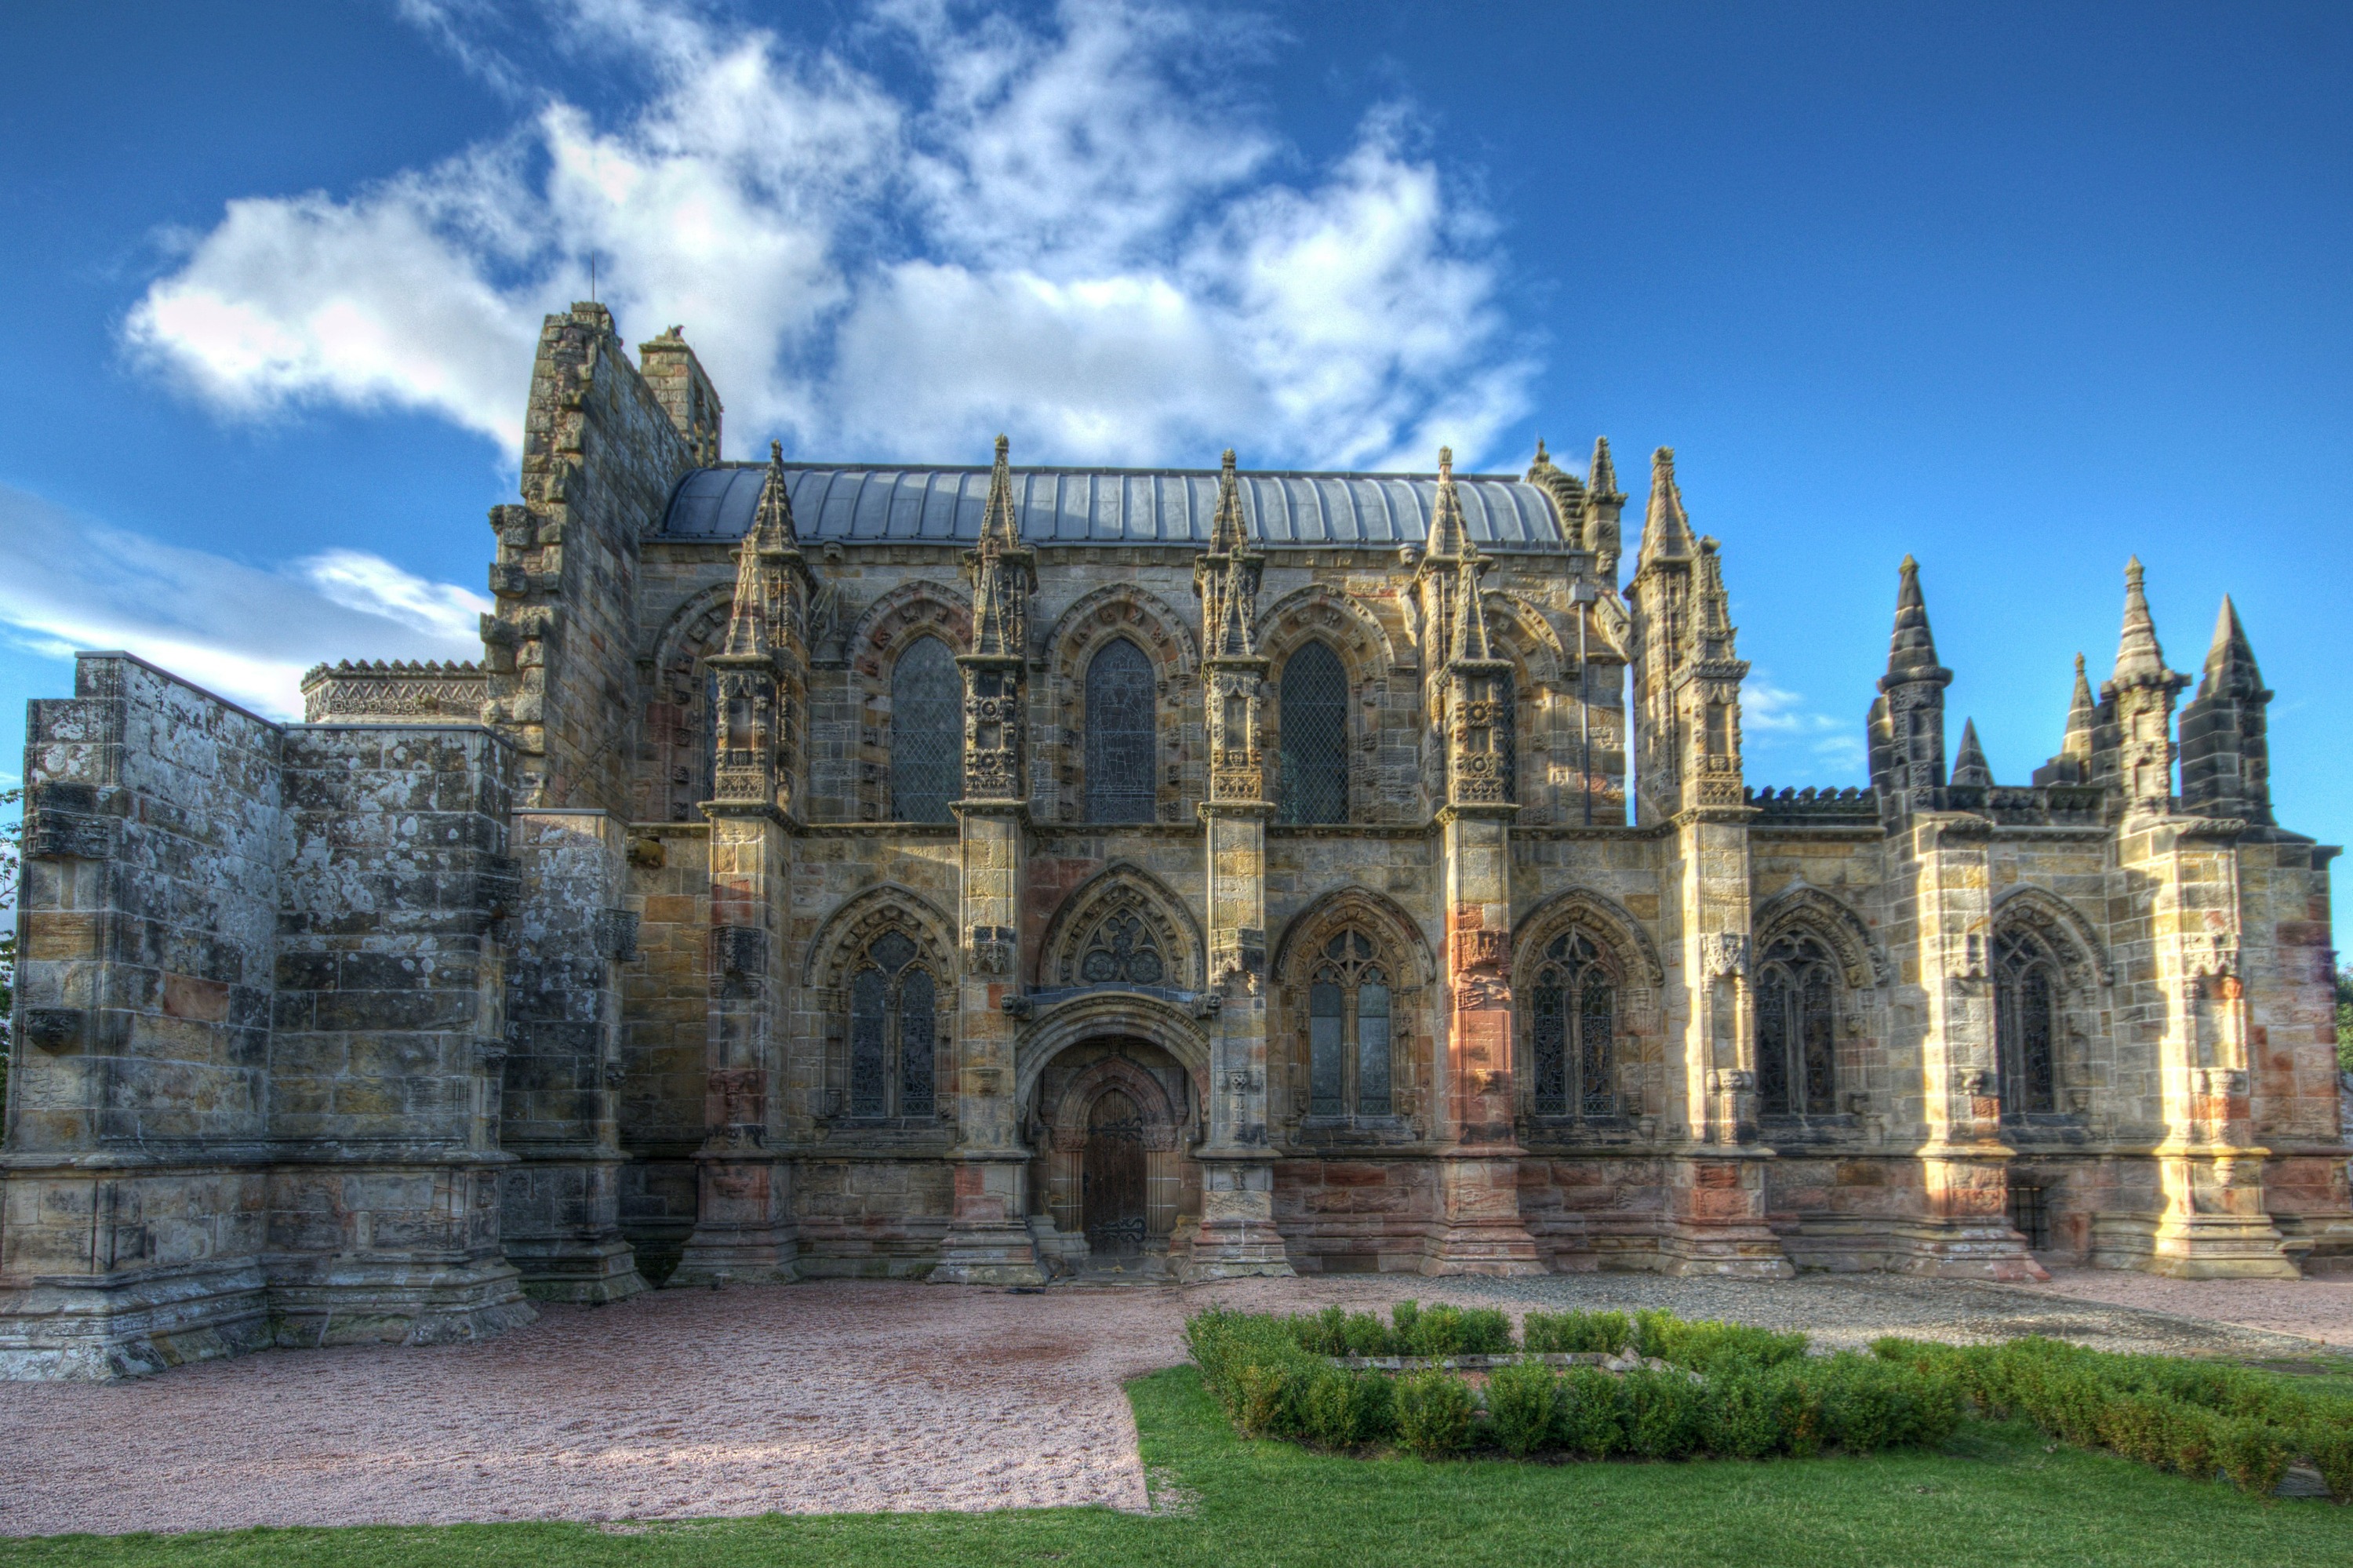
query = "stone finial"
xmin=751 ymin=439 xmax=798 ymax=551
xmin=2111 ymin=555 xmax=2173 ymax=688
xmin=1636 ymin=446 xmax=1695 ymax=565
xmin=1587 ymin=435 xmax=1620 ymax=500
xmin=1425 ymin=445 xmax=1469 ymax=559
xmin=1951 ymin=719 xmax=1994 ymax=787
xmin=2063 ymin=652 xmax=2097 ymax=756
xmin=1881 ymin=555 xmax=1951 ymax=688
xmin=1449 ymin=541 xmax=1495 ymax=665
xmin=2198 ymin=595 xmax=2265 ymax=701
xmin=719 ymin=526 xmax=769 ymax=660
xmin=1207 ymin=446 xmax=1250 ymax=556
xmin=977 ymin=434 xmax=1020 ymax=555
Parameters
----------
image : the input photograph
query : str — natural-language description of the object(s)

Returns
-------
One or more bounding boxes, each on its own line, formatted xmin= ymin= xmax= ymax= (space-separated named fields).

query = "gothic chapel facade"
xmin=3 ymin=304 xmax=2345 ymax=1377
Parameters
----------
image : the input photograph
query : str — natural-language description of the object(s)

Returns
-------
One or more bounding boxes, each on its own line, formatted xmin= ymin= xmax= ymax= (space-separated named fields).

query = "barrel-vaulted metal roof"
xmin=659 ymin=463 xmax=1566 ymax=551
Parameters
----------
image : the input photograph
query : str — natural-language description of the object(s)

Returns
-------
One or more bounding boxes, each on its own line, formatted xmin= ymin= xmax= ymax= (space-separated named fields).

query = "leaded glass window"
xmin=1529 ymin=930 xmax=1613 ymax=1116
xmin=1086 ymin=637 xmax=1157 ymax=823
xmin=845 ymin=929 xmax=936 ymax=1120
xmin=1995 ymin=928 xmax=2060 ymax=1115
xmin=1306 ymin=931 xmax=1392 ymax=1117
xmin=1278 ymin=641 xmax=1348 ymax=824
xmin=891 ymin=636 xmax=962 ymax=822
xmin=1756 ymin=932 xmax=1838 ymax=1115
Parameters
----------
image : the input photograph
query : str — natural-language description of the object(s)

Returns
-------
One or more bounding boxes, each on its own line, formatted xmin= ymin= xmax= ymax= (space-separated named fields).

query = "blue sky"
xmin=2 ymin=1 xmax=2348 ymax=880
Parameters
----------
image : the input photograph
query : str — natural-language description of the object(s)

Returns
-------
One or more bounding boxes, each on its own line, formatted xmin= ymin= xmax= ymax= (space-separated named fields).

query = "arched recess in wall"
xmin=1043 ymin=586 xmax=1198 ymax=824
xmin=802 ymin=884 xmax=959 ymax=1127
xmin=1257 ymin=587 xmax=1398 ymax=825
xmin=1270 ymin=886 xmax=1437 ymax=1136
xmin=1478 ymin=590 xmax=1568 ymax=824
xmin=845 ymin=580 xmax=974 ymax=824
xmin=640 ymin=583 xmax=747 ymax=822
xmin=1748 ymin=886 xmax=1888 ymax=1120
xmin=1511 ymin=889 xmax=1667 ymax=1128
xmin=1033 ymin=862 xmax=1205 ymax=994
xmin=1989 ymin=886 xmax=2113 ymax=1122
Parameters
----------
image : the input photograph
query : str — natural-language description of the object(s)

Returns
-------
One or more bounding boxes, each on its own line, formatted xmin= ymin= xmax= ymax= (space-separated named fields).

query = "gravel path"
xmin=1 ymin=1269 xmax=2344 ymax=1537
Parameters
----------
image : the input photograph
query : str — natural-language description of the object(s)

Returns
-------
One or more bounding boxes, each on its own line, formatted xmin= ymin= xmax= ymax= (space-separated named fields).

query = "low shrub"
xmin=1300 ymin=1368 xmax=1398 ymax=1448
xmin=1869 ymin=1333 xmax=2351 ymax=1498
xmin=1395 ymin=1369 xmax=1477 ymax=1457
xmin=1342 ymin=1311 xmax=1394 ymax=1359
xmin=1554 ymin=1366 xmax=1627 ymax=1457
xmin=1523 ymin=1309 xmax=1630 ymax=1355
xmin=1624 ymin=1367 xmax=1705 ymax=1460
xmin=1700 ymin=1365 xmax=1780 ymax=1459
xmin=1391 ymin=1300 xmax=1421 ymax=1341
xmin=1486 ymin=1361 xmax=1559 ymax=1457
xmin=1637 ymin=1310 xmax=1809 ymax=1374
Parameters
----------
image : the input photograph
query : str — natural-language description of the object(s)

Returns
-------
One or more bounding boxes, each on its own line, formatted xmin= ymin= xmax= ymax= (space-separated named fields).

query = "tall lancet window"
xmin=1086 ymin=637 xmax=1157 ymax=823
xmin=1529 ymin=931 xmax=1614 ymax=1116
xmin=847 ymin=930 xmax=937 ymax=1120
xmin=1308 ymin=931 xmax=1391 ymax=1117
xmin=1995 ymin=928 xmax=2060 ymax=1115
xmin=1278 ymin=641 xmax=1348 ymax=824
xmin=891 ymin=636 xmax=962 ymax=822
xmin=1756 ymin=932 xmax=1838 ymax=1115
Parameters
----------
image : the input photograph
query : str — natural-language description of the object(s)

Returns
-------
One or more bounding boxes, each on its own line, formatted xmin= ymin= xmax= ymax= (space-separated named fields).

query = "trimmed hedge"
xmin=1187 ymin=1304 xmax=1962 ymax=1463
xmin=1871 ymin=1335 xmax=2352 ymax=1499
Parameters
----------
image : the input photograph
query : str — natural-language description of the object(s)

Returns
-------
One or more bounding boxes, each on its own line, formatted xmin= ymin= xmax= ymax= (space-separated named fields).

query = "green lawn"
xmin=9 ymin=1368 xmax=2347 ymax=1568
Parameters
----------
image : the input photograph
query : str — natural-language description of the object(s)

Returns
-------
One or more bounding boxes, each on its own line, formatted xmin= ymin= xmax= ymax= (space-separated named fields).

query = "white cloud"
xmin=125 ymin=0 xmax=1533 ymax=469
xmin=0 ymin=485 xmax=490 ymax=722
xmin=1741 ymin=673 xmax=1866 ymax=780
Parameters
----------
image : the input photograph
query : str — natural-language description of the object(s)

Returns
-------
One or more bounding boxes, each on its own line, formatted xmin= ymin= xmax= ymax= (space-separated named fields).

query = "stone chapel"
xmin=2 ymin=303 xmax=2344 ymax=1377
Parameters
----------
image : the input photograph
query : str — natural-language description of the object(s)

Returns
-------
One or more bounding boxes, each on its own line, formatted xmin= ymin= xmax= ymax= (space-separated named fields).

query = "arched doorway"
xmin=1029 ymin=1038 xmax=1197 ymax=1269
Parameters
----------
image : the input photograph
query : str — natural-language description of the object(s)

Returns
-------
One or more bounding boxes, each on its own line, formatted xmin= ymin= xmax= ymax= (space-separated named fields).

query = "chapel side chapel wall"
xmin=616 ymin=820 xmax=710 ymax=1280
xmin=1 ymin=656 xmax=284 ymax=1377
xmin=2242 ymin=835 xmax=2353 ymax=1263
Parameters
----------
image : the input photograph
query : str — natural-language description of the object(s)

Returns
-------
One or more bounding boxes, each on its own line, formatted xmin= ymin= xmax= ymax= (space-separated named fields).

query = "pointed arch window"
xmin=847 ymin=930 xmax=938 ymax=1120
xmin=1278 ymin=640 xmax=1348 ymax=824
xmin=1756 ymin=932 xmax=1838 ymax=1115
xmin=891 ymin=635 xmax=962 ymax=823
xmin=1995 ymin=927 xmax=2060 ymax=1115
xmin=1529 ymin=931 xmax=1614 ymax=1117
xmin=1086 ymin=637 xmax=1158 ymax=823
xmin=1308 ymin=931 xmax=1391 ymax=1117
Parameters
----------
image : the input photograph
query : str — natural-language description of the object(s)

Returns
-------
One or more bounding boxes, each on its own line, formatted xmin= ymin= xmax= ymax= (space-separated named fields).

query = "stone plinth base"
xmin=0 ymin=1260 xmax=272 ymax=1381
xmin=671 ymin=1151 xmax=798 ymax=1287
xmin=2145 ymin=1152 xmax=2300 ymax=1279
xmin=1175 ymin=1156 xmax=1293 ymax=1281
xmin=265 ymin=1254 xmax=536 ymax=1348
xmin=507 ymin=1237 xmax=649 ymax=1304
xmin=1421 ymin=1153 xmax=1545 ymax=1275
xmin=1887 ymin=1153 xmax=2048 ymax=1282
xmin=1658 ymin=1152 xmax=1794 ymax=1279
xmin=930 ymin=1156 xmax=1045 ymax=1284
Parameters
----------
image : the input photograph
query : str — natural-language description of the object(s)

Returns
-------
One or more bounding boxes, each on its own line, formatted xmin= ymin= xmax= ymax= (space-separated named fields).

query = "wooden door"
xmin=1082 ymin=1090 xmax=1147 ymax=1254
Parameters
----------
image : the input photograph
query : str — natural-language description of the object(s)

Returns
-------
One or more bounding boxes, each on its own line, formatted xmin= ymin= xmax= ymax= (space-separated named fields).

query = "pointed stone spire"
xmin=976 ymin=433 xmax=1021 ymax=557
xmin=965 ymin=434 xmax=1032 ymax=663
xmin=1635 ymin=446 xmax=1696 ymax=566
xmin=1886 ymin=555 xmax=1944 ymax=682
xmin=1951 ymin=719 xmax=1993 ymax=787
xmin=1426 ymin=446 xmax=1469 ymax=560
xmin=2180 ymin=595 xmax=2273 ymax=824
xmin=1208 ymin=448 xmax=1249 ymax=555
xmin=751 ymin=440 xmax=798 ymax=551
xmin=1449 ymin=541 xmax=1495 ymax=665
xmin=2111 ymin=556 xmax=2170 ymax=687
xmin=1588 ymin=436 xmax=1618 ymax=500
xmin=1869 ymin=555 xmax=1951 ymax=805
xmin=2198 ymin=595 xmax=2264 ymax=701
xmin=2033 ymin=655 xmax=2100 ymax=785
xmin=719 ymin=525 xmax=769 ymax=660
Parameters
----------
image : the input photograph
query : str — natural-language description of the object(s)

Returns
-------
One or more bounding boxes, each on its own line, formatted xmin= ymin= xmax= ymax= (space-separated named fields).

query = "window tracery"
xmin=1085 ymin=637 xmax=1158 ymax=823
xmin=1079 ymin=908 xmax=1166 ymax=987
xmin=1995 ymin=926 xmax=2060 ymax=1115
xmin=1529 ymin=930 xmax=1613 ymax=1116
xmin=1307 ymin=930 xmax=1391 ymax=1116
xmin=847 ymin=929 xmax=938 ymax=1119
xmin=1278 ymin=640 xmax=1348 ymax=824
xmin=890 ymin=635 xmax=962 ymax=823
xmin=1755 ymin=931 xmax=1838 ymax=1115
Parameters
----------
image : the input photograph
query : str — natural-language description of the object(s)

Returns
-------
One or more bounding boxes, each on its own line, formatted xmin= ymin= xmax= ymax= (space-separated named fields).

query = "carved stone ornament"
xmin=1452 ymin=928 xmax=1510 ymax=977
xmin=1698 ymin=933 xmax=1750 ymax=980
xmin=1211 ymin=926 xmax=1267 ymax=993
xmin=965 ymin=924 xmax=1016 ymax=977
